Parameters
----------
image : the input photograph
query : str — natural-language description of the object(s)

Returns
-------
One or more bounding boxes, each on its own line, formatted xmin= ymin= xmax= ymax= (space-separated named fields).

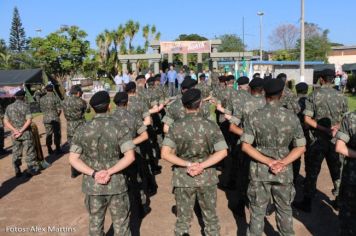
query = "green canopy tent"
xmin=0 ymin=68 xmax=44 ymax=98
xmin=312 ymin=64 xmax=335 ymax=84
xmin=342 ymin=64 xmax=356 ymax=74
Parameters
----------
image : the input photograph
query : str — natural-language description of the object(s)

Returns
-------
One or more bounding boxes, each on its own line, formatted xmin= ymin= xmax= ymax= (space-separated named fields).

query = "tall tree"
xmin=295 ymin=22 xmax=331 ymax=62
xmin=9 ymin=7 xmax=27 ymax=52
xmin=0 ymin=39 xmax=7 ymax=54
xmin=125 ymin=20 xmax=140 ymax=53
xmin=218 ymin=34 xmax=245 ymax=52
xmin=269 ymin=24 xmax=299 ymax=50
xmin=30 ymin=26 xmax=90 ymax=82
xmin=142 ymin=24 xmax=161 ymax=52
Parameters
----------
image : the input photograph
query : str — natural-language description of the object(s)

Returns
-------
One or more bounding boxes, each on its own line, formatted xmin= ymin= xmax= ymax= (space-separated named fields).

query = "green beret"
xmin=237 ymin=76 xmax=250 ymax=85
xmin=264 ymin=78 xmax=285 ymax=96
xmin=182 ymin=88 xmax=201 ymax=106
xmin=89 ymin=91 xmax=110 ymax=108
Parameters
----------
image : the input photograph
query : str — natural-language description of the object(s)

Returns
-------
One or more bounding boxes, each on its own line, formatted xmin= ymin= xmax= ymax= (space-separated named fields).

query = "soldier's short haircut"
xmin=114 ymin=92 xmax=128 ymax=106
xmin=125 ymin=82 xmax=136 ymax=93
xmin=184 ymin=99 xmax=201 ymax=110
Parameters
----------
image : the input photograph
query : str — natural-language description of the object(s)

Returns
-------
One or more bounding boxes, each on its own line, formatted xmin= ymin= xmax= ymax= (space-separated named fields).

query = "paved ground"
xmin=0 ymin=114 xmax=340 ymax=236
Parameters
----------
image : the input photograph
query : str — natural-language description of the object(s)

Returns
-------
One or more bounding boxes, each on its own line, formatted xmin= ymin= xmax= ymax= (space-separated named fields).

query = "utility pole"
xmin=300 ymin=0 xmax=305 ymax=82
xmin=257 ymin=12 xmax=264 ymax=61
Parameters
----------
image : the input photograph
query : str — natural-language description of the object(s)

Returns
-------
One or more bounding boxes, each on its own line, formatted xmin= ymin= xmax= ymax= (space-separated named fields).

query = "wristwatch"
xmin=91 ymin=170 xmax=98 ymax=179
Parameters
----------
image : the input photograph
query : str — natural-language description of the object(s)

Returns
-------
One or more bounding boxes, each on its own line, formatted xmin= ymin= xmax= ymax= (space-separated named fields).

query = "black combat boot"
xmin=47 ymin=145 xmax=54 ymax=155
xmin=14 ymin=159 xmax=22 ymax=178
xmin=26 ymin=167 xmax=41 ymax=177
xmin=293 ymin=197 xmax=311 ymax=213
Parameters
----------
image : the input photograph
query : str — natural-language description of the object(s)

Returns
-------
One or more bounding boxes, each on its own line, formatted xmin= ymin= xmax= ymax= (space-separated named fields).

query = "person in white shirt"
xmin=114 ymin=72 xmax=124 ymax=92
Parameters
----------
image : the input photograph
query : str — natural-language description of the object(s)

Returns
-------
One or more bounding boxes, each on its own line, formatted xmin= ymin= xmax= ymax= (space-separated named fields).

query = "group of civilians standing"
xmin=114 ymin=65 xmax=213 ymax=97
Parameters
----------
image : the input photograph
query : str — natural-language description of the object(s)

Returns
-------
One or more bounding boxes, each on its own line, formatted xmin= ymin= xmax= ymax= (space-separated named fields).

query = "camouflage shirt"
xmin=4 ymin=100 xmax=32 ymax=140
xmin=304 ymin=84 xmax=348 ymax=130
xmin=162 ymin=113 xmax=228 ymax=187
xmin=70 ymin=113 xmax=135 ymax=195
xmin=136 ymin=87 xmax=152 ymax=108
xmin=62 ymin=96 xmax=87 ymax=121
xmin=336 ymin=112 xmax=356 ymax=185
xmin=40 ymin=92 xmax=61 ymax=123
xmin=228 ymin=89 xmax=252 ymax=125
xmin=195 ymin=82 xmax=212 ymax=99
xmin=127 ymin=95 xmax=150 ymax=120
xmin=241 ymin=100 xmax=306 ymax=183
xmin=111 ymin=107 xmax=147 ymax=138
xmin=232 ymin=94 xmax=265 ymax=127
xmin=162 ymin=94 xmax=210 ymax=127
xmin=280 ymin=87 xmax=300 ymax=114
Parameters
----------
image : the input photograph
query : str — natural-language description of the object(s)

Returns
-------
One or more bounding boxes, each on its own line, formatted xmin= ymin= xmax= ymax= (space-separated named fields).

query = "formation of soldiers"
xmin=2 ymin=68 xmax=355 ymax=236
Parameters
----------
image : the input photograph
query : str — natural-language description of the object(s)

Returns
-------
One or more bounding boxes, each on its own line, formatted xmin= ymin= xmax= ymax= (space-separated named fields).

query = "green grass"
xmin=347 ymin=95 xmax=356 ymax=111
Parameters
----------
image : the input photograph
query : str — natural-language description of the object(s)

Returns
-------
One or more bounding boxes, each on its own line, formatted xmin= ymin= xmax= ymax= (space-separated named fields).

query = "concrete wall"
xmin=328 ymin=55 xmax=356 ymax=68
xmin=274 ymin=67 xmax=314 ymax=85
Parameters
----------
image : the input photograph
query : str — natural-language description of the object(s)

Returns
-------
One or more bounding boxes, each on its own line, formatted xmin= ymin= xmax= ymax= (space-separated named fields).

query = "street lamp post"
xmin=257 ymin=12 xmax=264 ymax=61
xmin=300 ymin=0 xmax=305 ymax=82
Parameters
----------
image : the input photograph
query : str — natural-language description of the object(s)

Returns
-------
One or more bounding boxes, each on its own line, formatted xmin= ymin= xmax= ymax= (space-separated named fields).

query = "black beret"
xmin=226 ymin=75 xmax=235 ymax=82
xmin=276 ymin=73 xmax=287 ymax=81
xmin=253 ymin=73 xmax=261 ymax=79
xmin=154 ymin=74 xmax=161 ymax=80
xmin=218 ymin=76 xmax=226 ymax=83
xmin=70 ymin=85 xmax=82 ymax=94
xmin=199 ymin=73 xmax=206 ymax=79
xmin=181 ymin=77 xmax=197 ymax=90
xmin=135 ymin=75 xmax=146 ymax=81
xmin=45 ymin=84 xmax=54 ymax=91
xmin=237 ymin=76 xmax=249 ymax=85
xmin=15 ymin=89 xmax=26 ymax=97
xmin=182 ymin=88 xmax=201 ymax=106
xmin=295 ymin=82 xmax=308 ymax=93
xmin=113 ymin=92 xmax=128 ymax=105
xmin=264 ymin=78 xmax=285 ymax=96
xmin=249 ymin=78 xmax=264 ymax=89
xmin=125 ymin=82 xmax=136 ymax=92
xmin=146 ymin=77 xmax=155 ymax=84
xmin=89 ymin=91 xmax=110 ymax=108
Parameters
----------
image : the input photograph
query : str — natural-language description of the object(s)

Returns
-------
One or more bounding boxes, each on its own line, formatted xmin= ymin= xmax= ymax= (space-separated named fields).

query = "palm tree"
xmin=125 ymin=20 xmax=140 ymax=54
xmin=142 ymin=24 xmax=150 ymax=52
xmin=0 ymin=53 xmax=11 ymax=69
xmin=116 ymin=24 xmax=126 ymax=54
xmin=95 ymin=33 xmax=106 ymax=63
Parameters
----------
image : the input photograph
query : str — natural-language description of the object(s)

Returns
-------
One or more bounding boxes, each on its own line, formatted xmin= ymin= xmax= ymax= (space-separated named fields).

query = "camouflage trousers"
xmin=304 ymin=138 xmax=342 ymax=198
xmin=85 ymin=193 xmax=131 ymax=236
xmin=44 ymin=121 xmax=61 ymax=148
xmin=12 ymin=137 xmax=38 ymax=171
xmin=247 ymin=181 xmax=295 ymax=236
xmin=339 ymin=183 xmax=356 ymax=236
xmin=174 ymin=185 xmax=220 ymax=236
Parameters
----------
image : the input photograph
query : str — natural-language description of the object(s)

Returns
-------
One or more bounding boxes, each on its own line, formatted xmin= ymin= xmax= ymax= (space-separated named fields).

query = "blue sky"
xmin=1 ymin=0 xmax=355 ymax=50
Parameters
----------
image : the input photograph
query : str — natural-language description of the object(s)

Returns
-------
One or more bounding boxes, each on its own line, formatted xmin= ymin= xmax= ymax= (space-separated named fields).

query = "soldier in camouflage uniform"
xmin=277 ymin=73 xmax=300 ymax=114
xmin=226 ymin=77 xmax=266 ymax=216
xmin=215 ymin=76 xmax=252 ymax=190
xmin=0 ymin=99 xmax=6 ymax=154
xmin=293 ymin=82 xmax=311 ymax=183
xmin=62 ymin=85 xmax=89 ymax=178
xmin=162 ymin=77 xmax=210 ymax=134
xmin=210 ymin=67 xmax=220 ymax=89
xmin=294 ymin=70 xmax=348 ymax=212
xmin=40 ymin=85 xmax=62 ymax=154
xmin=335 ymin=112 xmax=356 ymax=236
xmin=4 ymin=90 xmax=41 ymax=177
xmin=69 ymin=91 xmax=135 ymax=236
xmin=161 ymin=88 xmax=228 ymax=236
xmin=112 ymin=91 xmax=151 ymax=217
xmin=195 ymin=74 xmax=212 ymax=99
xmin=126 ymin=82 xmax=158 ymax=195
xmin=241 ymin=78 xmax=306 ymax=236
